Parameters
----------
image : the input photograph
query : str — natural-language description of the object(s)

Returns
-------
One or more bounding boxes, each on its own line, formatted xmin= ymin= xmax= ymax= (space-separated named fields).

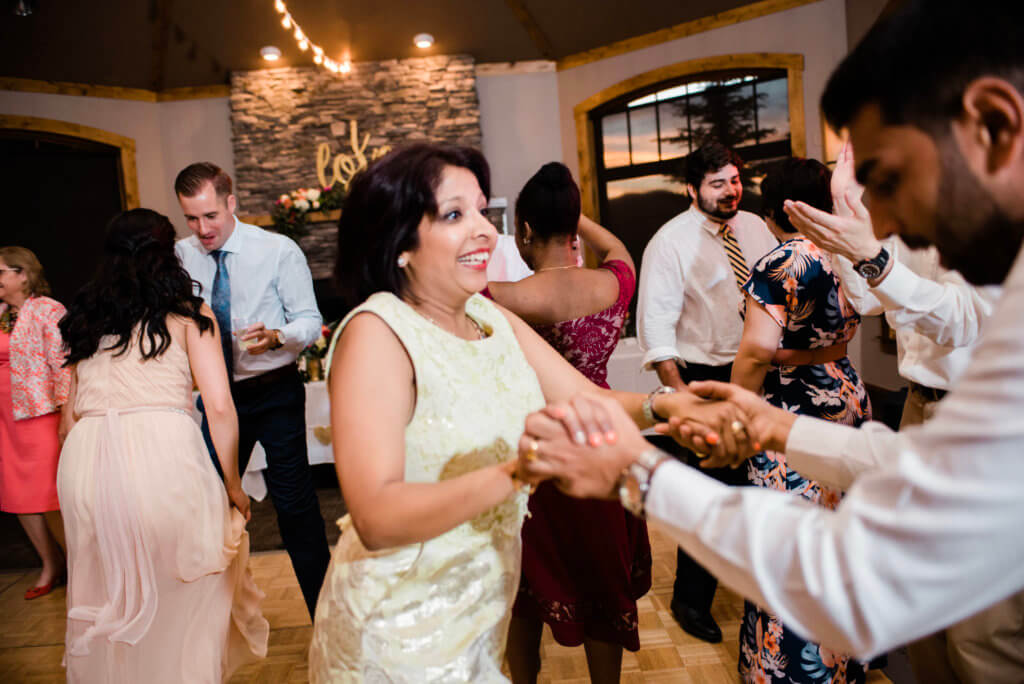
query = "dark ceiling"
xmin=1 ymin=0 xmax=767 ymax=90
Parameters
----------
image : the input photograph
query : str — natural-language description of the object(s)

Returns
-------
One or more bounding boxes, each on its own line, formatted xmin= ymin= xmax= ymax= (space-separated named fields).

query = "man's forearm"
xmin=654 ymin=359 xmax=686 ymax=390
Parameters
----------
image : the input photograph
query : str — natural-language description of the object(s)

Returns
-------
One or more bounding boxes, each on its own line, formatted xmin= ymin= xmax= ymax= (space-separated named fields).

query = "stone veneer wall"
xmin=229 ymin=54 xmax=481 ymax=215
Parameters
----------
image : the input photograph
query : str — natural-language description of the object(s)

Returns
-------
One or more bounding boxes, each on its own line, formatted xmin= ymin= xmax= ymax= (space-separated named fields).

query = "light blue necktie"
xmin=210 ymin=250 xmax=233 ymax=378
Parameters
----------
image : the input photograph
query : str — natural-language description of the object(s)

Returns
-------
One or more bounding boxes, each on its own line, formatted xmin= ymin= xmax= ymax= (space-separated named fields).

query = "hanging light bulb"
xmin=339 ymin=60 xmax=351 ymax=73
xmin=313 ymin=53 xmax=323 ymax=64
xmin=298 ymin=39 xmax=308 ymax=51
xmin=274 ymin=0 xmax=285 ymax=13
xmin=281 ymin=14 xmax=291 ymax=29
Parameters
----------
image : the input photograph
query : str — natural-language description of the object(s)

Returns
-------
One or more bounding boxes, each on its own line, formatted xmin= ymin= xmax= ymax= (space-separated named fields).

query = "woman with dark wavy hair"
xmin=57 ymin=209 xmax=267 ymax=682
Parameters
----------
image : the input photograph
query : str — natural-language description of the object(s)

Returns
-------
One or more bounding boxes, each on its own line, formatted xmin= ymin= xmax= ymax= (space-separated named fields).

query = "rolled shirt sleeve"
xmin=637 ymin=235 xmax=685 ymax=369
xmin=275 ymin=241 xmax=323 ymax=353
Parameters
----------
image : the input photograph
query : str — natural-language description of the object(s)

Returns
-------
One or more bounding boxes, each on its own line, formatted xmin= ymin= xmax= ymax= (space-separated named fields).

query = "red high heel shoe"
xmin=24 ymin=573 xmax=66 ymax=600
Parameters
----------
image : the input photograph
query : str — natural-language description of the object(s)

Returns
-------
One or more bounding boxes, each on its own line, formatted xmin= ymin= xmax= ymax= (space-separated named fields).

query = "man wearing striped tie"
xmin=637 ymin=141 xmax=776 ymax=643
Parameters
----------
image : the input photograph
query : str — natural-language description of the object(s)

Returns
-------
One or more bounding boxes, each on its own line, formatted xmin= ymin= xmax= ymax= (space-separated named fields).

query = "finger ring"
xmin=525 ymin=439 xmax=539 ymax=462
xmin=731 ymin=420 xmax=747 ymax=436
xmin=695 ymin=451 xmax=709 ymax=459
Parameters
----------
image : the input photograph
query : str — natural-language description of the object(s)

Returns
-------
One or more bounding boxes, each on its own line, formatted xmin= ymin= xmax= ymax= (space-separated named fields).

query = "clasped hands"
xmin=514 ymin=382 xmax=795 ymax=499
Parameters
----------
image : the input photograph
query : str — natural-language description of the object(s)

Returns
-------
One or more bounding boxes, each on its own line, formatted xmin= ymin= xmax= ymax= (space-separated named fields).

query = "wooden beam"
xmin=150 ymin=0 xmax=175 ymax=92
xmin=0 ymin=77 xmax=229 ymax=102
xmin=503 ymin=0 xmax=556 ymax=60
xmin=557 ymin=0 xmax=821 ymax=71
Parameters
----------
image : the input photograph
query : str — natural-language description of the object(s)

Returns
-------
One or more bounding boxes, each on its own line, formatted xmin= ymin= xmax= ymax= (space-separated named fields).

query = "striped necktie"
xmin=210 ymin=249 xmax=233 ymax=378
xmin=718 ymin=224 xmax=750 ymax=292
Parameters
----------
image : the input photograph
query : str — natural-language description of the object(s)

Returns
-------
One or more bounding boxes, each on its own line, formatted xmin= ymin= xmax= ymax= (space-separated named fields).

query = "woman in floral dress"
xmin=731 ymin=158 xmax=870 ymax=683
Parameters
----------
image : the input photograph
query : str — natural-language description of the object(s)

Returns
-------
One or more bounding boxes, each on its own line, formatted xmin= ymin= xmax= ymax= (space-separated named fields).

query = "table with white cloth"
xmin=191 ymin=381 xmax=333 ymax=501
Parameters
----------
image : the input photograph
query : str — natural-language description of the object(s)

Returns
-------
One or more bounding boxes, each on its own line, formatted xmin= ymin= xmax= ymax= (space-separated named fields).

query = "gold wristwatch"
xmin=617 ymin=447 xmax=670 ymax=518
xmin=270 ymin=329 xmax=285 ymax=350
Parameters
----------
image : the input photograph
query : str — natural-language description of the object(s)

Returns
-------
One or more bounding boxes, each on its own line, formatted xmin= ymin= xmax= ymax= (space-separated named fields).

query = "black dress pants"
xmin=198 ymin=366 xmax=331 ymax=619
xmin=661 ymin=361 xmax=749 ymax=615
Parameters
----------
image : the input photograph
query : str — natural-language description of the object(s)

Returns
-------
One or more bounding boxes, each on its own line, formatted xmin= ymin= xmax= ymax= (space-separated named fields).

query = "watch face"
xmin=858 ymin=263 xmax=882 ymax=279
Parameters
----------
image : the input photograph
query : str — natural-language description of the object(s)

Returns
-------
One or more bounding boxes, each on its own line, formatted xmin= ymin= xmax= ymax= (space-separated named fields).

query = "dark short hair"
xmin=0 ymin=246 xmax=50 ymax=297
xmin=174 ymin=162 xmax=233 ymax=199
xmin=760 ymin=158 xmax=832 ymax=234
xmin=514 ymin=162 xmax=580 ymax=240
xmin=334 ymin=142 xmax=491 ymax=311
xmin=822 ymin=0 xmax=1024 ymax=132
xmin=683 ymin=141 xmax=745 ymax=189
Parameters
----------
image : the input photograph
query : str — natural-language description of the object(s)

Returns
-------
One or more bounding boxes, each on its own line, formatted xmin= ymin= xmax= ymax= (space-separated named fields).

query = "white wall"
xmin=476 ymin=65 xmax=562 ymax=211
xmin=0 ymin=90 xmax=233 ymax=237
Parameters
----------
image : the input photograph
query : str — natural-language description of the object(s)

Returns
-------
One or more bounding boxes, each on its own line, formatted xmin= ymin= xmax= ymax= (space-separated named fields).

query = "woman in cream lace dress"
xmin=308 ymin=144 xmax=743 ymax=682
xmin=57 ymin=209 xmax=268 ymax=682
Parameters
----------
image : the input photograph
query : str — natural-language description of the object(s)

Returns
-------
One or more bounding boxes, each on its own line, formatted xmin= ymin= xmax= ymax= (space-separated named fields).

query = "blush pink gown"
xmin=57 ymin=334 xmax=268 ymax=683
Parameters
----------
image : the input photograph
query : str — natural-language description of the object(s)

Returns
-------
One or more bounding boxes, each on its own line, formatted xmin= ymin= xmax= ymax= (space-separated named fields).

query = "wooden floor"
xmin=0 ymin=526 xmax=891 ymax=683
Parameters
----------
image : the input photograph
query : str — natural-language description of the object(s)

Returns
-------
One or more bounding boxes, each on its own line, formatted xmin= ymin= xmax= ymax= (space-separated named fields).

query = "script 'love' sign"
xmin=315 ymin=119 xmax=391 ymax=191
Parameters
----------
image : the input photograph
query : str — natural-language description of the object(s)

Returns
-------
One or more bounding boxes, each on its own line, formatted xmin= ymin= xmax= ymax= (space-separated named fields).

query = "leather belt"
xmin=232 ymin=363 xmax=299 ymax=391
xmin=772 ymin=342 xmax=848 ymax=366
xmin=909 ymin=381 xmax=947 ymax=402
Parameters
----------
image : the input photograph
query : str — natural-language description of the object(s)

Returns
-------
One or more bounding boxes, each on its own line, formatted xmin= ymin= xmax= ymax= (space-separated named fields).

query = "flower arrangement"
xmin=271 ymin=184 xmax=345 ymax=242
xmin=298 ymin=322 xmax=338 ymax=382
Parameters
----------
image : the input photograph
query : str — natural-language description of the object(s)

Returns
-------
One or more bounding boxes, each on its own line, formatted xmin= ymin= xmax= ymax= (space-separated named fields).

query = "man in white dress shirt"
xmin=174 ymin=162 xmax=330 ymax=618
xmin=787 ymin=150 xmax=1015 ymax=681
xmin=519 ymin=1 xmax=1024 ymax=678
xmin=636 ymin=142 xmax=776 ymax=642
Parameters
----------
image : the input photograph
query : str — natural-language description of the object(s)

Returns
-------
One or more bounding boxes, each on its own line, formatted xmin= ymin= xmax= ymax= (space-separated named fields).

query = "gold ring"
xmin=525 ymin=439 xmax=540 ymax=462
xmin=695 ymin=450 xmax=709 ymax=459
xmin=731 ymin=420 xmax=747 ymax=436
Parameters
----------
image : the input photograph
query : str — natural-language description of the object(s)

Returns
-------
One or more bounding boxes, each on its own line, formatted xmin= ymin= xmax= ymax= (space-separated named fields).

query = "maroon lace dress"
xmin=513 ymin=259 xmax=652 ymax=650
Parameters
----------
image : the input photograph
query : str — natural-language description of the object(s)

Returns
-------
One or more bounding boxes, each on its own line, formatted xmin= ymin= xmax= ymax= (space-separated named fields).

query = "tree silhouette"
xmin=665 ymin=81 xmax=775 ymax=154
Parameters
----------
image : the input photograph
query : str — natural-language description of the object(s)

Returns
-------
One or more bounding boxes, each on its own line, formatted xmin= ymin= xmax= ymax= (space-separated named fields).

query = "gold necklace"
xmin=421 ymin=311 xmax=485 ymax=340
xmin=0 ymin=306 xmax=18 ymax=335
xmin=536 ymin=264 xmax=580 ymax=272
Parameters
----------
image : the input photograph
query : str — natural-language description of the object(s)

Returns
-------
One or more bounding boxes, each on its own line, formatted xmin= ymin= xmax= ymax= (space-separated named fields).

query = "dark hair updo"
xmin=514 ymin=162 xmax=581 ymax=241
xmin=334 ymin=142 xmax=491 ymax=312
xmin=759 ymin=157 xmax=833 ymax=234
xmin=60 ymin=208 xmax=213 ymax=364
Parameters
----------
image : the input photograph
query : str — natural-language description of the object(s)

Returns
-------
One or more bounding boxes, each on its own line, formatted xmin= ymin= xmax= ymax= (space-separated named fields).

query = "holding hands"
xmin=517 ymin=387 xmax=794 ymax=499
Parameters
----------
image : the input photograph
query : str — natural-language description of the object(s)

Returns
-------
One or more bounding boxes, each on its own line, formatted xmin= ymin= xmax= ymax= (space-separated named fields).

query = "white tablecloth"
xmin=192 ymin=381 xmax=333 ymax=501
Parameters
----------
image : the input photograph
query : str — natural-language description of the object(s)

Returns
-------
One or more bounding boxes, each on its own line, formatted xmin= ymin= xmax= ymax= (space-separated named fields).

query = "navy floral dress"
xmin=738 ymin=236 xmax=871 ymax=684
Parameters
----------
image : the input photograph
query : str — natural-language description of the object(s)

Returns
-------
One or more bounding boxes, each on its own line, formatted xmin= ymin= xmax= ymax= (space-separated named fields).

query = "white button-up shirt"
xmin=836 ymin=237 xmax=1000 ymax=389
xmin=175 ymin=217 xmax=323 ymax=381
xmin=637 ymin=205 xmax=776 ymax=369
xmin=644 ymin=244 xmax=1024 ymax=659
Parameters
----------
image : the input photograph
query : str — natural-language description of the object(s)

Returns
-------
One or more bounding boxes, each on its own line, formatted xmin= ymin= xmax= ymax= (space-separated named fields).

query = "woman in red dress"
xmin=487 ymin=163 xmax=651 ymax=683
xmin=0 ymin=246 xmax=70 ymax=599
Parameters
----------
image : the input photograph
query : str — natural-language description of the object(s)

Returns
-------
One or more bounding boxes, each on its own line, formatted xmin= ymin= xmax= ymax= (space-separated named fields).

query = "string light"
xmin=273 ymin=1 xmax=350 ymax=76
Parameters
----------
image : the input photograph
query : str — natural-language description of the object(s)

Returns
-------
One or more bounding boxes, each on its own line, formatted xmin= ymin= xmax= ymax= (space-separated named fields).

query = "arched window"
xmin=573 ymin=54 xmax=805 ymax=336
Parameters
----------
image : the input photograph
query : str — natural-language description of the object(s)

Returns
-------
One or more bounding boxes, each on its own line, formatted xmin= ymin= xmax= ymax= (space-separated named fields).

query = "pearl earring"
xmin=397 ymin=254 xmax=409 ymax=267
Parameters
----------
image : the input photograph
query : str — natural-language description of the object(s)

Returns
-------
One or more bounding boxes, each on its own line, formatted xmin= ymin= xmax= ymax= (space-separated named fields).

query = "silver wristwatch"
xmin=642 ymin=385 xmax=676 ymax=424
xmin=617 ymin=447 xmax=670 ymax=518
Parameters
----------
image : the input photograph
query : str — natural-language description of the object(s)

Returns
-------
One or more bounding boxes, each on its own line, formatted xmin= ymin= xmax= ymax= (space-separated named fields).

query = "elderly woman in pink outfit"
xmin=0 ymin=246 xmax=70 ymax=600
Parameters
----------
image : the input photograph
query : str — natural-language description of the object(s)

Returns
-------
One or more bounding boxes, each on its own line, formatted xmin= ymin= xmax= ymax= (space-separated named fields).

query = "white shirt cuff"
xmin=641 ymin=347 xmax=681 ymax=371
xmin=869 ymin=260 xmax=918 ymax=308
xmin=646 ymin=459 xmax=728 ymax=529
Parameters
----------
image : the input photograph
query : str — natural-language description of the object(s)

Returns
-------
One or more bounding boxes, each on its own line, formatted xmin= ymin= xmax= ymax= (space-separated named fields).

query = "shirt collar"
xmin=205 ymin=215 xmax=244 ymax=256
xmin=692 ymin=205 xmax=728 ymax=236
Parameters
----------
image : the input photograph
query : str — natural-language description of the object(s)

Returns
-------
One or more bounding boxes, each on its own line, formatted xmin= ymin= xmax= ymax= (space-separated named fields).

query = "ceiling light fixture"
xmin=273 ymin=1 xmax=349 ymax=76
xmin=260 ymin=46 xmax=282 ymax=61
xmin=413 ymin=33 xmax=434 ymax=49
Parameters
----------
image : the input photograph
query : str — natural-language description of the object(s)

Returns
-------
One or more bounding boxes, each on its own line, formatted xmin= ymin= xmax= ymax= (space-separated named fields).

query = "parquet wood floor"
xmin=0 ymin=527 xmax=891 ymax=683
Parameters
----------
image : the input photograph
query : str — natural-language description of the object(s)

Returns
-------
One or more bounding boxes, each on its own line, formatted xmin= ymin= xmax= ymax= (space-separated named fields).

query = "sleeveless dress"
xmin=0 ymin=330 xmax=62 ymax=513
xmin=739 ymin=237 xmax=870 ymax=683
xmin=513 ymin=259 xmax=652 ymax=650
xmin=308 ymin=292 xmax=546 ymax=683
xmin=57 ymin=333 xmax=269 ymax=683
